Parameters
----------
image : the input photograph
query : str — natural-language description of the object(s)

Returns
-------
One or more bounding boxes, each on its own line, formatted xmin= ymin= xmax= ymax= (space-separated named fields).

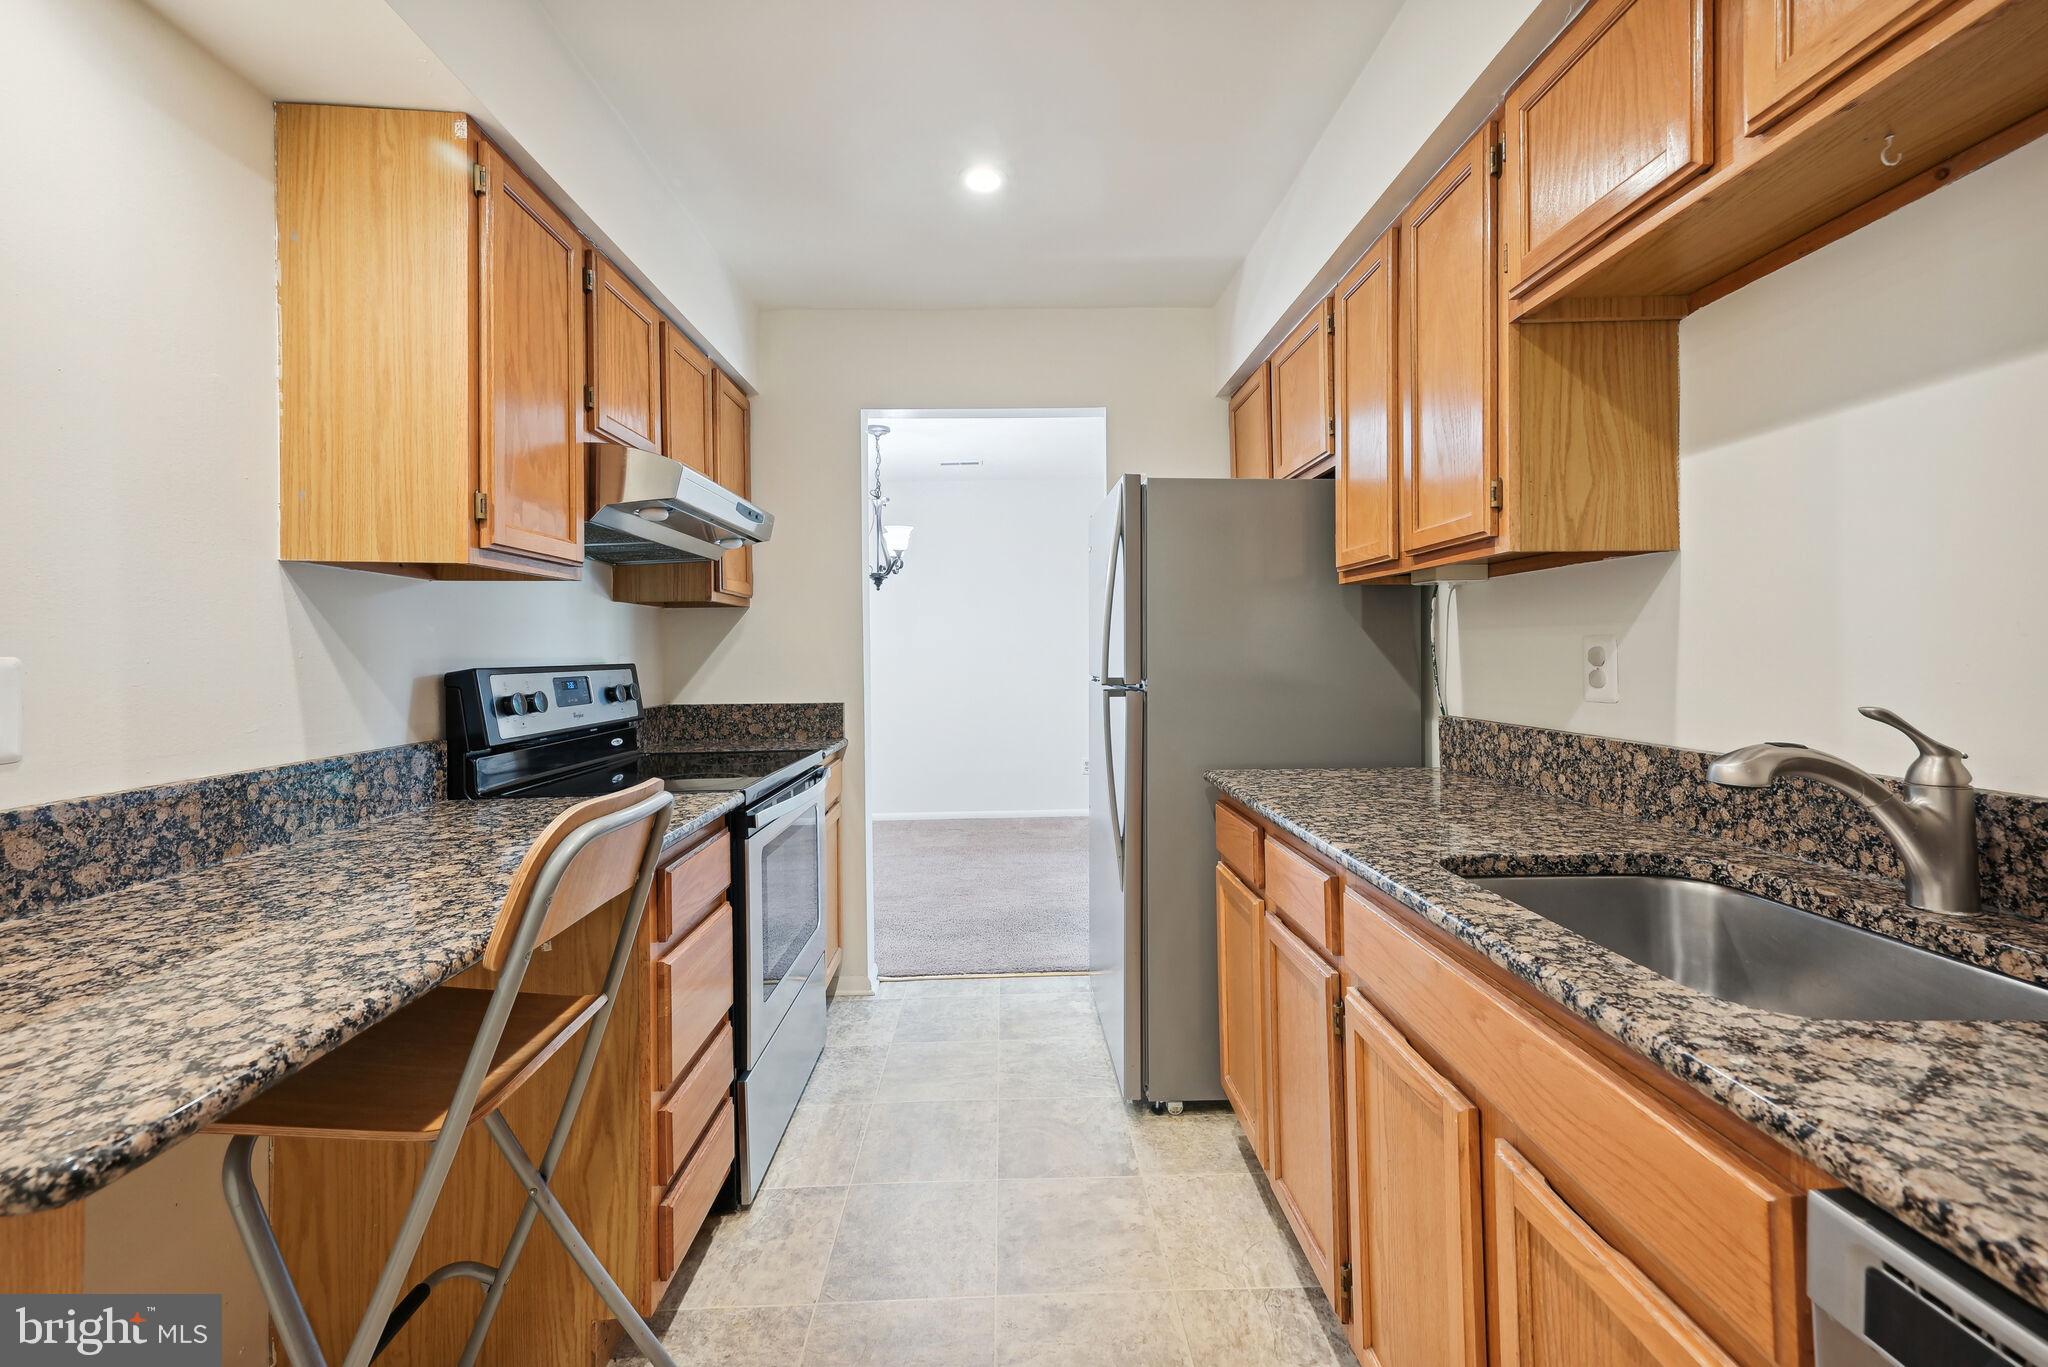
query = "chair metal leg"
xmin=222 ymin=1136 xmax=329 ymax=1367
xmin=483 ymin=1113 xmax=679 ymax=1367
xmin=454 ymin=1188 xmax=541 ymax=1367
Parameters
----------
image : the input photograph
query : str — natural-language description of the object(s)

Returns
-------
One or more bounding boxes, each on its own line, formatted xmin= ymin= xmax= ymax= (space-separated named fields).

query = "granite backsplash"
xmin=0 ymin=742 xmax=445 ymax=918
xmin=640 ymin=702 xmax=845 ymax=753
xmin=1440 ymin=716 xmax=2048 ymax=918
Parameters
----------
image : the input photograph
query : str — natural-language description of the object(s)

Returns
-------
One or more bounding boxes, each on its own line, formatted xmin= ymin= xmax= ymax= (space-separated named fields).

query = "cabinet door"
xmin=1229 ymin=364 xmax=1273 ymax=479
xmin=824 ymin=801 xmax=844 ymax=976
xmin=589 ymin=253 xmax=663 ymax=451
xmin=1742 ymin=0 xmax=1950 ymax=133
xmin=1334 ymin=229 xmax=1400 ymax=570
xmin=1343 ymin=989 xmax=1484 ymax=1367
xmin=475 ymin=139 xmax=586 ymax=565
xmin=1400 ymin=125 xmax=1500 ymax=555
xmin=1216 ymin=864 xmax=1267 ymax=1162
xmin=1271 ymin=301 xmax=1334 ymax=478
xmin=1492 ymin=1140 xmax=1737 ymax=1367
xmin=712 ymin=371 xmax=754 ymax=599
xmin=1262 ymin=912 xmax=1347 ymax=1315
xmin=1504 ymin=0 xmax=1711 ymax=294
xmin=662 ymin=323 xmax=716 ymax=478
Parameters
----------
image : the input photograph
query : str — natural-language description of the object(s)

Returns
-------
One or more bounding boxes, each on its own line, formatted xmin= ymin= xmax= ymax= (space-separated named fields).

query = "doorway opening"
xmin=859 ymin=408 xmax=1108 ymax=978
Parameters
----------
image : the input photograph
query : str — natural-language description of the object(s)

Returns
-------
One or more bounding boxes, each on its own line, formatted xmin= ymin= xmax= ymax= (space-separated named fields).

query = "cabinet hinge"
xmin=1332 ymin=997 xmax=1345 ymax=1038
xmin=583 ymin=264 xmax=596 ymax=293
xmin=1325 ymin=314 xmax=1335 ymax=335
xmin=1488 ymin=477 xmax=1504 ymax=510
xmin=1487 ymin=140 xmax=1504 ymax=177
xmin=1340 ymin=1261 xmax=1354 ymax=1303
xmin=471 ymin=162 xmax=488 ymax=195
xmin=472 ymin=490 xmax=489 ymax=522
xmin=583 ymin=383 xmax=595 ymax=411
xmin=1327 ymin=417 xmax=1336 ymax=441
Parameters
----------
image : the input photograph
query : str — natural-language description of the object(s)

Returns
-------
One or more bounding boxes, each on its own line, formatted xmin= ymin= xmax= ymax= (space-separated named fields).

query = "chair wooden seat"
xmin=211 ymin=989 xmax=603 ymax=1142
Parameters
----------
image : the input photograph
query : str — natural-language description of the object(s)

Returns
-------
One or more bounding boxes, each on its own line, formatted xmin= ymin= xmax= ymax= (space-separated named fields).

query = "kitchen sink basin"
xmin=1469 ymin=875 xmax=2048 ymax=1022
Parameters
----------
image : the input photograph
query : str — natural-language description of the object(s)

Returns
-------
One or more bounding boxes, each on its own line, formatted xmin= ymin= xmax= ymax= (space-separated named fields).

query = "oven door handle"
xmin=745 ymin=771 xmax=827 ymax=832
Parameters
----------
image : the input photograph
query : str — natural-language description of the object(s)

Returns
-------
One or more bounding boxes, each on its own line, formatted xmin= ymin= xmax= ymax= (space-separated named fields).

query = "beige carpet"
xmin=872 ymin=817 xmax=1090 ymax=976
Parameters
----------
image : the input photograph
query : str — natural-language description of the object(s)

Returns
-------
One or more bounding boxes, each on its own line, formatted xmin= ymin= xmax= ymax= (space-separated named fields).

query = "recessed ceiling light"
xmin=962 ymin=164 xmax=1004 ymax=194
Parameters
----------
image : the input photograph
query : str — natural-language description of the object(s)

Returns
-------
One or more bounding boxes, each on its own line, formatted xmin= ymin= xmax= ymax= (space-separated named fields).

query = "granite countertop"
xmin=0 ymin=790 xmax=740 ymax=1215
xmin=1208 ymin=765 xmax=2048 ymax=1310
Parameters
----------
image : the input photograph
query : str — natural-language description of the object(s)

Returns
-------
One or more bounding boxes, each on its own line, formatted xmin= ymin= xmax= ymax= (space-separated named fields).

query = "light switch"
xmin=0 ymin=658 xmax=18 ymax=764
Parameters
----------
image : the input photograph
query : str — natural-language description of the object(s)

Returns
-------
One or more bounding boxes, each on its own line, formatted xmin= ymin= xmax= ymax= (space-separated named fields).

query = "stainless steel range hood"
xmin=584 ymin=443 xmax=773 ymax=565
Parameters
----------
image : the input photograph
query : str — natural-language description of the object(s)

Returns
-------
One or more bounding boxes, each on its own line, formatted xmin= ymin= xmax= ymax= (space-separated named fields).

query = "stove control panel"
xmin=445 ymin=665 xmax=643 ymax=748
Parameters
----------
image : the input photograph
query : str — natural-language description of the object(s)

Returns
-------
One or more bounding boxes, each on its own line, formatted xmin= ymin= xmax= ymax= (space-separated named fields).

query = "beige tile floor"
xmin=624 ymin=974 xmax=1351 ymax=1367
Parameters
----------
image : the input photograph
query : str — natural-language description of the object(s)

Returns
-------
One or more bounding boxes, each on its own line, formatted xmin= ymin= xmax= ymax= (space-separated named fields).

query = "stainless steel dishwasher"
xmin=1810 ymin=1190 xmax=2048 ymax=1365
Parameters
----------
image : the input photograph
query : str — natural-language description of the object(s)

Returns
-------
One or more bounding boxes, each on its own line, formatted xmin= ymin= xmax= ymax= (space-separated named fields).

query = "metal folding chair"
xmin=210 ymin=779 xmax=680 ymax=1367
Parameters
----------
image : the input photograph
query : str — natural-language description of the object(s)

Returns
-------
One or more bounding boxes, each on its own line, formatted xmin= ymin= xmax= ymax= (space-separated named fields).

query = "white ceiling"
xmin=870 ymin=412 xmax=1106 ymax=482
xmin=536 ymin=0 xmax=1400 ymax=309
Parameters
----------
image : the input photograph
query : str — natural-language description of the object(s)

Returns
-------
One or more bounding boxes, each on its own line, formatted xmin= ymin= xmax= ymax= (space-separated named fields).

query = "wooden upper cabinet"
xmin=712 ymin=372 xmax=754 ymax=599
xmin=476 ymin=140 xmax=587 ymax=566
xmin=1216 ymin=864 xmax=1268 ymax=1163
xmin=1344 ymin=988 xmax=1485 ymax=1367
xmin=1492 ymin=1140 xmax=1738 ymax=1367
xmin=588 ymin=253 xmax=663 ymax=452
xmin=1229 ymin=364 xmax=1274 ymax=479
xmin=1400 ymin=125 xmax=1500 ymax=556
xmin=1334 ymin=228 xmax=1400 ymax=571
xmin=1741 ymin=0 xmax=1950 ymax=133
xmin=1504 ymin=0 xmax=1712 ymax=295
xmin=1262 ymin=912 xmax=1348 ymax=1317
xmin=661 ymin=323 xmax=716 ymax=478
xmin=1271 ymin=300 xmax=1335 ymax=478
xmin=277 ymin=106 xmax=581 ymax=580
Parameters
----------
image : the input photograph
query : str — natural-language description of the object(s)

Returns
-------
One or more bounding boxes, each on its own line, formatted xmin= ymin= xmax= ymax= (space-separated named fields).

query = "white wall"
xmin=869 ymin=474 xmax=1098 ymax=818
xmin=660 ymin=307 xmax=1228 ymax=990
xmin=0 ymin=0 xmax=668 ymax=811
xmin=1442 ymin=133 xmax=2048 ymax=797
xmin=1212 ymin=0 xmax=1574 ymax=389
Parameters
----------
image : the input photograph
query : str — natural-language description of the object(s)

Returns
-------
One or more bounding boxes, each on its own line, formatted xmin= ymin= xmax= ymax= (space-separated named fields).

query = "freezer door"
xmin=1087 ymin=476 xmax=1145 ymax=1100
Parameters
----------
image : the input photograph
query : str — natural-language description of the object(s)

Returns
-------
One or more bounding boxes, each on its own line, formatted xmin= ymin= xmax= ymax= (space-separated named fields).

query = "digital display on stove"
xmin=553 ymin=675 xmax=592 ymax=708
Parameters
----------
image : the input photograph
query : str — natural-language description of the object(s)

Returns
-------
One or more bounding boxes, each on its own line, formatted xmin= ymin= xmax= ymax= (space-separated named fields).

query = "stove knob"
xmin=602 ymin=685 xmax=623 ymax=703
xmin=620 ymin=683 xmax=636 ymax=701
xmin=526 ymin=691 xmax=549 ymax=713
xmin=497 ymin=693 xmax=528 ymax=717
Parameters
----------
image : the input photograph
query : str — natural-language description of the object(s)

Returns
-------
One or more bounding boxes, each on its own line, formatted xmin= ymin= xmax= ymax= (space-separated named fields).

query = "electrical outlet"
xmin=1582 ymin=636 xmax=1619 ymax=704
xmin=0 ymin=658 xmax=19 ymax=764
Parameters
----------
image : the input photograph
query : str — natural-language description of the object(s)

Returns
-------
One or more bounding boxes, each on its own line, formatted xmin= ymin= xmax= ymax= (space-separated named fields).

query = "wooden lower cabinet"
xmin=1492 ymin=1140 xmax=1737 ymax=1366
xmin=1215 ymin=864 xmax=1267 ymax=1162
xmin=824 ymin=792 xmax=845 ymax=989
xmin=1343 ymin=988 xmax=1485 ymax=1367
xmin=1214 ymin=800 xmax=1824 ymax=1367
xmin=1261 ymin=911 xmax=1349 ymax=1316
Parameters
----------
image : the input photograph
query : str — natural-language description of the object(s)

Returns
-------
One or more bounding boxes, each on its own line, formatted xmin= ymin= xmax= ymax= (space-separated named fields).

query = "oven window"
xmin=756 ymin=804 xmax=822 ymax=1003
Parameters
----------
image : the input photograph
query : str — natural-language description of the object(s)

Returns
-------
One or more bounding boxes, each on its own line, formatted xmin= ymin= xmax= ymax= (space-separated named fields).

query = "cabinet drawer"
xmin=656 ymin=1098 xmax=734 ymax=1292
xmin=1214 ymin=802 xmax=1265 ymax=889
xmin=656 ymin=830 xmax=731 ymax=945
xmin=655 ymin=1020 xmax=733 ymax=1187
xmin=1266 ymin=838 xmax=1339 ymax=957
xmin=656 ymin=903 xmax=734 ymax=1089
xmin=1342 ymin=887 xmax=1801 ymax=1365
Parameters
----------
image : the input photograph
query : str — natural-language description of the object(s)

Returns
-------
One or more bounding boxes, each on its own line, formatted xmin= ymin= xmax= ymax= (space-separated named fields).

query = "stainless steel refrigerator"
xmin=1088 ymin=475 xmax=1424 ymax=1108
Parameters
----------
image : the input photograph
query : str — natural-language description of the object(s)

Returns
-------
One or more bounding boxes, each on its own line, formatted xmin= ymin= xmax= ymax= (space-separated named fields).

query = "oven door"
xmin=740 ymin=769 xmax=827 ymax=1069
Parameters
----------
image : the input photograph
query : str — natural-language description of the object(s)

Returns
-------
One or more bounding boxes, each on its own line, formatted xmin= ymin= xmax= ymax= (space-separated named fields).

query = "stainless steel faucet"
xmin=1707 ymin=707 xmax=1980 ymax=915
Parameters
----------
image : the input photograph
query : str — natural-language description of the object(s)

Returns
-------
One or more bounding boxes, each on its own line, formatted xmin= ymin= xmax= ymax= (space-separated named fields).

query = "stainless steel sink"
xmin=1469 ymin=875 xmax=2048 ymax=1022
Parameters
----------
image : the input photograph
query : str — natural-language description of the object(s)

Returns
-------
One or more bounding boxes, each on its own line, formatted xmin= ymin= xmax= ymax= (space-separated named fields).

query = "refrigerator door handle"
xmin=1096 ymin=491 xmax=1121 ymax=686
xmin=1101 ymin=685 xmax=1125 ymax=873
